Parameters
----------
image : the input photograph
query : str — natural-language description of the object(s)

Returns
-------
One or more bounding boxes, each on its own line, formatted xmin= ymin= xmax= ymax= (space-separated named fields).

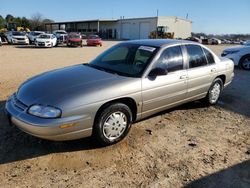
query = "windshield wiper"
xmin=84 ymin=64 xmax=119 ymax=75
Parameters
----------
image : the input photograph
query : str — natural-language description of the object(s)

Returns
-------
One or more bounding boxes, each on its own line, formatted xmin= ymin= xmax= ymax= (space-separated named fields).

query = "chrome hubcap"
xmin=103 ymin=111 xmax=127 ymax=140
xmin=209 ymin=83 xmax=221 ymax=103
xmin=242 ymin=57 xmax=250 ymax=69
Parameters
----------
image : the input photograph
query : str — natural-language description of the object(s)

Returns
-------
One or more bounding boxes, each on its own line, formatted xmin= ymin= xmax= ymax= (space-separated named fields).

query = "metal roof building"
xmin=45 ymin=16 xmax=192 ymax=39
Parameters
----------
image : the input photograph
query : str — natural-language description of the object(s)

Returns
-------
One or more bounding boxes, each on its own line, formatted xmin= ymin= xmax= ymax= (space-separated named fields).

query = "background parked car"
xmin=53 ymin=30 xmax=68 ymax=45
xmin=7 ymin=31 xmax=29 ymax=45
xmin=208 ymin=38 xmax=222 ymax=45
xmin=0 ymin=37 xmax=2 ymax=46
xmin=66 ymin=33 xmax=83 ymax=47
xmin=221 ymin=41 xmax=250 ymax=70
xmin=28 ymin=31 xmax=45 ymax=44
xmin=185 ymin=37 xmax=202 ymax=43
xmin=87 ymin=35 xmax=102 ymax=46
xmin=34 ymin=34 xmax=57 ymax=48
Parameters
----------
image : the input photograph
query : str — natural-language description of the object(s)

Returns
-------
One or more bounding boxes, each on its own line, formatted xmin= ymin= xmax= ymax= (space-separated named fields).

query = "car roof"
xmin=40 ymin=33 xmax=52 ymax=36
xmin=122 ymin=39 xmax=198 ymax=47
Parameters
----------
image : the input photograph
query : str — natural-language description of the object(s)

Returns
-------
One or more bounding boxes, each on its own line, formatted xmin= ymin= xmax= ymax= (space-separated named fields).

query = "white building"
xmin=45 ymin=16 xmax=192 ymax=39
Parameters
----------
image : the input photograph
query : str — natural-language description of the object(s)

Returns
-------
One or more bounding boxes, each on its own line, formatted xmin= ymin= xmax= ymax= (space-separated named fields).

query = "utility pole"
xmin=156 ymin=9 xmax=159 ymax=39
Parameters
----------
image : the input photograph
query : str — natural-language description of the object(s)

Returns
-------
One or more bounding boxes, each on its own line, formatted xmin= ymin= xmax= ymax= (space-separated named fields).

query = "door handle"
xmin=211 ymin=68 xmax=217 ymax=72
xmin=180 ymin=75 xmax=188 ymax=79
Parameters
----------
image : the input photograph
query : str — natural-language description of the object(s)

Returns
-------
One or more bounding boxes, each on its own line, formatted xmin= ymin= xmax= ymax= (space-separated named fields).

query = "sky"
xmin=1 ymin=0 xmax=250 ymax=34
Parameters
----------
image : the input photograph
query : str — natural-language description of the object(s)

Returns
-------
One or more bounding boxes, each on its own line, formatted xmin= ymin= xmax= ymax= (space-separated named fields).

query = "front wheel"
xmin=94 ymin=103 xmax=132 ymax=146
xmin=239 ymin=55 xmax=250 ymax=70
xmin=204 ymin=78 xmax=223 ymax=105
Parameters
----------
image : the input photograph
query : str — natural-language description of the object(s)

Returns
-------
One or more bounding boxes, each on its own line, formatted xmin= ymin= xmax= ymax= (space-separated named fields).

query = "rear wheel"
xmin=204 ymin=78 xmax=223 ymax=105
xmin=239 ymin=55 xmax=250 ymax=70
xmin=94 ymin=103 xmax=132 ymax=146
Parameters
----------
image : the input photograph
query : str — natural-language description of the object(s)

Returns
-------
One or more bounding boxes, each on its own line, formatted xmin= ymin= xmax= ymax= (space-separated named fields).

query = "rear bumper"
xmin=5 ymin=94 xmax=93 ymax=141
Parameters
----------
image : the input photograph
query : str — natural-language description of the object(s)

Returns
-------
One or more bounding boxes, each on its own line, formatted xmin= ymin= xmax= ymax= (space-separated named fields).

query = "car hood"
xmin=12 ymin=36 xmax=26 ymax=39
xmin=224 ymin=45 xmax=250 ymax=51
xmin=17 ymin=64 xmax=140 ymax=109
xmin=68 ymin=38 xmax=81 ymax=42
xmin=36 ymin=38 xmax=51 ymax=42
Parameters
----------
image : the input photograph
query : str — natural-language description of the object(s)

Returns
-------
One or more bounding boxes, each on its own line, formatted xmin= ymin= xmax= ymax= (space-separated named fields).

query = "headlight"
xmin=223 ymin=50 xmax=239 ymax=55
xmin=46 ymin=41 xmax=50 ymax=43
xmin=28 ymin=105 xmax=61 ymax=118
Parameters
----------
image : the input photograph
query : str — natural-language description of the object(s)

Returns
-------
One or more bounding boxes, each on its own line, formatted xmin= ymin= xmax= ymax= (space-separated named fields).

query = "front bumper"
xmin=12 ymin=39 xmax=29 ymax=44
xmin=221 ymin=53 xmax=240 ymax=66
xmin=35 ymin=42 xmax=52 ymax=47
xmin=87 ymin=41 xmax=102 ymax=46
xmin=5 ymin=94 xmax=93 ymax=141
xmin=67 ymin=41 xmax=82 ymax=46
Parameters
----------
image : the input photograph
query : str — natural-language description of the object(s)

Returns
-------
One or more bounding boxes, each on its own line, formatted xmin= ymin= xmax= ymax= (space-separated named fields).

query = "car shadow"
xmin=0 ymin=100 xmax=101 ymax=165
xmin=184 ymin=160 xmax=250 ymax=188
xmin=15 ymin=45 xmax=40 ymax=49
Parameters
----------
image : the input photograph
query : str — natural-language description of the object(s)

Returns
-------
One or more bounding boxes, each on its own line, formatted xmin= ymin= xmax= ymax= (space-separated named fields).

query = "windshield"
xmin=34 ymin=32 xmax=43 ymax=36
xmin=38 ymin=34 xmax=50 ymax=39
xmin=12 ymin=32 xmax=26 ymax=36
xmin=69 ymin=35 xmax=80 ymax=39
xmin=88 ymin=35 xmax=99 ymax=39
xmin=55 ymin=31 xmax=67 ymax=34
xmin=89 ymin=44 xmax=158 ymax=77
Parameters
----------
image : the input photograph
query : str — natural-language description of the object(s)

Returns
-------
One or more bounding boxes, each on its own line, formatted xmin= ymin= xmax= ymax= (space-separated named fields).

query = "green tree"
xmin=0 ymin=15 xmax=5 ymax=29
xmin=5 ymin=14 xmax=14 ymax=23
xmin=21 ymin=17 xmax=31 ymax=28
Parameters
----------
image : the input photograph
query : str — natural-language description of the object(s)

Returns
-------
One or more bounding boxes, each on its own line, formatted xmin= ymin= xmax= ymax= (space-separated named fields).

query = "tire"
xmin=239 ymin=55 xmax=250 ymax=70
xmin=94 ymin=103 xmax=132 ymax=146
xmin=204 ymin=78 xmax=223 ymax=105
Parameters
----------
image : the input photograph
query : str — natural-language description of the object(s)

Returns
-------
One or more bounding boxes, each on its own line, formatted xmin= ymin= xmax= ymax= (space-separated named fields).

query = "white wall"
xmin=117 ymin=17 xmax=157 ymax=40
xmin=157 ymin=17 xmax=192 ymax=39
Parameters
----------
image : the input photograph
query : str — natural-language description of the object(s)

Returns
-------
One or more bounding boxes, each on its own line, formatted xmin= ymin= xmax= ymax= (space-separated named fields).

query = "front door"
xmin=141 ymin=45 xmax=188 ymax=118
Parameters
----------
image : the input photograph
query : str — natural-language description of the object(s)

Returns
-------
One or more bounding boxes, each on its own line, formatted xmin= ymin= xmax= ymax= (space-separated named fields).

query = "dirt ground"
xmin=0 ymin=42 xmax=249 ymax=188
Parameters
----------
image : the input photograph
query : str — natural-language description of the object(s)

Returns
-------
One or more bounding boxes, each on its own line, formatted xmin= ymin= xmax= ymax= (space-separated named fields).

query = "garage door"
xmin=121 ymin=23 xmax=130 ymax=39
xmin=139 ymin=22 xmax=150 ymax=39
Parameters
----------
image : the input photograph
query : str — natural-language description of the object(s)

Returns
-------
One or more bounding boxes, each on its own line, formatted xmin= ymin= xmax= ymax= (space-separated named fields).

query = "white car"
xmin=28 ymin=31 xmax=45 ymax=43
xmin=35 ymin=34 xmax=57 ymax=48
xmin=221 ymin=41 xmax=250 ymax=70
xmin=208 ymin=38 xmax=222 ymax=45
xmin=53 ymin=30 xmax=67 ymax=44
xmin=7 ymin=31 xmax=29 ymax=44
xmin=0 ymin=37 xmax=2 ymax=46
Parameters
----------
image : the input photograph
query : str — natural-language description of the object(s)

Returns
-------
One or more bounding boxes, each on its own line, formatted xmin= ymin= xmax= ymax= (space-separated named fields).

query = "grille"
xmin=15 ymin=38 xmax=25 ymax=41
xmin=12 ymin=94 xmax=28 ymax=111
xmin=38 ymin=42 xmax=45 ymax=46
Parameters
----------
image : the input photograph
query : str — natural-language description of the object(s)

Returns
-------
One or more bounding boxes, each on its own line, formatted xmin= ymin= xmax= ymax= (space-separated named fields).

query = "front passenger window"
xmin=155 ymin=46 xmax=183 ymax=73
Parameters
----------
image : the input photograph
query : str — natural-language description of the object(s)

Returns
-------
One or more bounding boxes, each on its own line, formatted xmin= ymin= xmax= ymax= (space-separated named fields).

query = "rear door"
xmin=141 ymin=45 xmax=188 ymax=117
xmin=185 ymin=44 xmax=217 ymax=99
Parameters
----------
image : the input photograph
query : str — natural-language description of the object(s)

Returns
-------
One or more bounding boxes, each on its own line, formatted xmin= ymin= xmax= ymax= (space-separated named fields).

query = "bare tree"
xmin=30 ymin=12 xmax=44 ymax=30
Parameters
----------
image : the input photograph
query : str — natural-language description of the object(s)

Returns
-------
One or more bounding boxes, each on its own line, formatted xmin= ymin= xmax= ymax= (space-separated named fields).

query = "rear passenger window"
xmin=203 ymin=48 xmax=215 ymax=64
xmin=186 ymin=45 xmax=207 ymax=68
xmin=155 ymin=46 xmax=183 ymax=73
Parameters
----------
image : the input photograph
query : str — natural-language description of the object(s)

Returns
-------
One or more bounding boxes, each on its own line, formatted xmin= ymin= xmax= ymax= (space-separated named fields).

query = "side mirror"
xmin=148 ymin=67 xmax=167 ymax=77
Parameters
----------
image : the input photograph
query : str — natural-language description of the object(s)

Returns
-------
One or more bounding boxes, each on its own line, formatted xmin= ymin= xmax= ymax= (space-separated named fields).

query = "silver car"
xmin=5 ymin=40 xmax=234 ymax=145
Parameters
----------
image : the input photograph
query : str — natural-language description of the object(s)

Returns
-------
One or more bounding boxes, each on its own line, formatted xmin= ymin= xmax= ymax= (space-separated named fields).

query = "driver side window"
xmin=155 ymin=46 xmax=184 ymax=73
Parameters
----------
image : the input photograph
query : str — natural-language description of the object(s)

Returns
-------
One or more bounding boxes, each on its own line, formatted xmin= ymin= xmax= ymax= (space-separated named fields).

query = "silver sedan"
xmin=5 ymin=39 xmax=234 ymax=145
